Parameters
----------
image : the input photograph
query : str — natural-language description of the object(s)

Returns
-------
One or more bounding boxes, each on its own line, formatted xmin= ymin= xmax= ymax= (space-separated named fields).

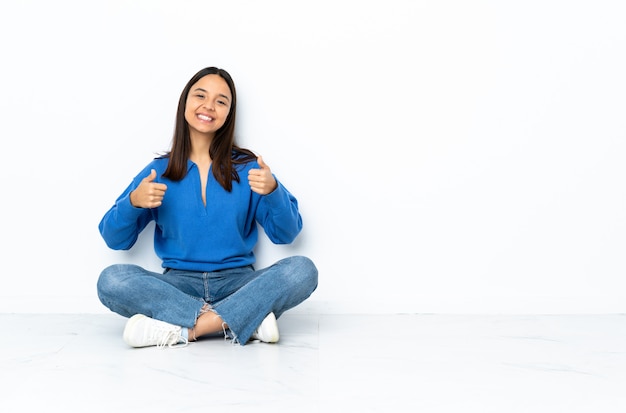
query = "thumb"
xmin=257 ymin=156 xmax=269 ymax=169
xmin=145 ymin=169 xmax=157 ymax=182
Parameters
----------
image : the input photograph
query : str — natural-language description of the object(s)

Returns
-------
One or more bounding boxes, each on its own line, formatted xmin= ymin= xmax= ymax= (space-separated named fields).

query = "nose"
xmin=203 ymin=100 xmax=215 ymax=111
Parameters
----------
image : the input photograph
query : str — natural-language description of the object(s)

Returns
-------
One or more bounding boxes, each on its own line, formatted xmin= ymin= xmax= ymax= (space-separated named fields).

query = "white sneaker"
xmin=123 ymin=314 xmax=188 ymax=348
xmin=251 ymin=312 xmax=279 ymax=343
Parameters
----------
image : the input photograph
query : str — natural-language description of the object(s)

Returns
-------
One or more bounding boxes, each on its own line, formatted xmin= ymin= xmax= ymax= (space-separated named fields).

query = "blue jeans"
xmin=97 ymin=255 xmax=318 ymax=345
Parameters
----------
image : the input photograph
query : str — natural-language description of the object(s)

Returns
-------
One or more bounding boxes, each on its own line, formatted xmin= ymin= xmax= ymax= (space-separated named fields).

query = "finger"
xmin=148 ymin=191 xmax=165 ymax=202
xmin=248 ymin=169 xmax=263 ymax=181
xmin=248 ymin=176 xmax=263 ymax=188
xmin=152 ymin=183 xmax=168 ymax=192
xmin=144 ymin=169 xmax=157 ymax=183
xmin=257 ymin=156 xmax=269 ymax=170
xmin=150 ymin=189 xmax=166 ymax=198
xmin=249 ymin=184 xmax=265 ymax=195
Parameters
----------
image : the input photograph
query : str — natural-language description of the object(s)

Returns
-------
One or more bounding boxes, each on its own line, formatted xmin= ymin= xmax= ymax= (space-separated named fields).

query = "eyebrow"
xmin=192 ymin=87 xmax=230 ymax=101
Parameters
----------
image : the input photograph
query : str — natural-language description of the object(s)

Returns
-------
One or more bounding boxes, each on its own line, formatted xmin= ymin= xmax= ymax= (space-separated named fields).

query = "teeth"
xmin=198 ymin=114 xmax=213 ymax=121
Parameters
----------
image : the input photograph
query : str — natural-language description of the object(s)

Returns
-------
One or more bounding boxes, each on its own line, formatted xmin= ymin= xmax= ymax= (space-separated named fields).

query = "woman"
xmin=97 ymin=67 xmax=318 ymax=348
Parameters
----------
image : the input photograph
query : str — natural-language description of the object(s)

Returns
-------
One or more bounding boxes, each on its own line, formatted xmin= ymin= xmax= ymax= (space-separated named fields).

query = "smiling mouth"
xmin=198 ymin=114 xmax=214 ymax=122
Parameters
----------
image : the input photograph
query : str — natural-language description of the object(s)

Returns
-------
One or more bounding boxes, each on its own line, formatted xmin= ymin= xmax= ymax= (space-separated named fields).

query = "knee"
xmin=290 ymin=255 xmax=318 ymax=292
xmin=97 ymin=264 xmax=135 ymax=298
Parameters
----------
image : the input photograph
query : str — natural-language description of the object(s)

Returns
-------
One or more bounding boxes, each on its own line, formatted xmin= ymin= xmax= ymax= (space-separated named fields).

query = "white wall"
xmin=1 ymin=0 xmax=625 ymax=314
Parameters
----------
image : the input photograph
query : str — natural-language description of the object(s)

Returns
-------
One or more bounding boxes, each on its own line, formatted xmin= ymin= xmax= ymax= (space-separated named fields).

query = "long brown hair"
xmin=162 ymin=67 xmax=256 ymax=191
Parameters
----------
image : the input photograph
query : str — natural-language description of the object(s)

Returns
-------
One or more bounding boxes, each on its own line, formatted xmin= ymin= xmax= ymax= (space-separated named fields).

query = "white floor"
xmin=3 ymin=313 xmax=626 ymax=412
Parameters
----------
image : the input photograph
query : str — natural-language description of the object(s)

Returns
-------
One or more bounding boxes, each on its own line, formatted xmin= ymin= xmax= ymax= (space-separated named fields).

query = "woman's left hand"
xmin=248 ymin=156 xmax=278 ymax=195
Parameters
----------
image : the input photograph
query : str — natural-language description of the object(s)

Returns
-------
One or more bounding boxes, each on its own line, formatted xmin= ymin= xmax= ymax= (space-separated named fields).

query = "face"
xmin=184 ymin=74 xmax=232 ymax=138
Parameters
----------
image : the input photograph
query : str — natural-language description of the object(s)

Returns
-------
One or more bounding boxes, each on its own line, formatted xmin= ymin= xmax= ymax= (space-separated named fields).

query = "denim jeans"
xmin=97 ymin=255 xmax=318 ymax=345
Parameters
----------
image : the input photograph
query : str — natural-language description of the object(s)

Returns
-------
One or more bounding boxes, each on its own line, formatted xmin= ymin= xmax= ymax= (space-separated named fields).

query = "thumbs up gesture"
xmin=248 ymin=156 xmax=277 ymax=195
xmin=130 ymin=169 xmax=168 ymax=208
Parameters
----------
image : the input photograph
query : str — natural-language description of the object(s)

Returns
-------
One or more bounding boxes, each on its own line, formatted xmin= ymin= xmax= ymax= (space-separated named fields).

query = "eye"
xmin=194 ymin=94 xmax=205 ymax=99
xmin=217 ymin=100 xmax=227 ymax=106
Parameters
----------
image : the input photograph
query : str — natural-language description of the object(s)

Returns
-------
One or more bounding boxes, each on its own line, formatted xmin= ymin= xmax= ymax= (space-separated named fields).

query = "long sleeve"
xmin=98 ymin=182 xmax=154 ymax=250
xmin=254 ymin=180 xmax=303 ymax=244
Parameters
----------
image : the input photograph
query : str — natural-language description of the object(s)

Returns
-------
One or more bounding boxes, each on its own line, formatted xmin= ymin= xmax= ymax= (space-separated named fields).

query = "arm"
xmin=98 ymin=168 xmax=164 ymax=250
xmin=254 ymin=180 xmax=303 ymax=244
xmin=248 ymin=156 xmax=303 ymax=244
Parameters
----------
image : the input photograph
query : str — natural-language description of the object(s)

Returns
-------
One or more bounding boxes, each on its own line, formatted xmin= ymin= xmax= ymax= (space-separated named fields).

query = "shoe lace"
xmin=153 ymin=327 xmax=188 ymax=349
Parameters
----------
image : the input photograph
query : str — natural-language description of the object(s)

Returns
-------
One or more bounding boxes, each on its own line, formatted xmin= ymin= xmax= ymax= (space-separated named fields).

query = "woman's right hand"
xmin=130 ymin=169 xmax=168 ymax=208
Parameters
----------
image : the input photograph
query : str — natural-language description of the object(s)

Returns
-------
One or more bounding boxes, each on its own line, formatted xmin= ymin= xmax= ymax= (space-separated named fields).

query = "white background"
xmin=1 ymin=0 xmax=624 ymax=314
